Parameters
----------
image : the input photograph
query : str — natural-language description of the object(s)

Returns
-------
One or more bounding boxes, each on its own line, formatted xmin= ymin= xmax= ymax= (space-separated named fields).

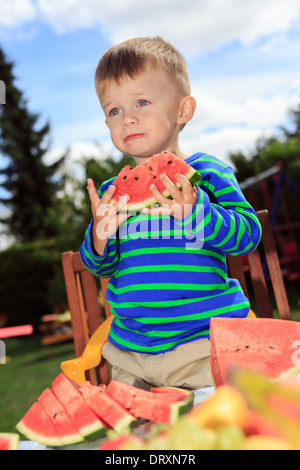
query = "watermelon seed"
xmin=245 ymin=345 xmax=250 ymax=349
xmin=134 ymin=177 xmax=139 ymax=180
xmin=167 ymin=160 xmax=172 ymax=164
xmin=153 ymin=176 xmax=157 ymax=179
xmin=235 ymin=348 xmax=241 ymax=351
xmin=123 ymin=176 xmax=127 ymax=180
xmin=269 ymin=346 xmax=275 ymax=349
xmin=53 ymin=413 xmax=57 ymax=419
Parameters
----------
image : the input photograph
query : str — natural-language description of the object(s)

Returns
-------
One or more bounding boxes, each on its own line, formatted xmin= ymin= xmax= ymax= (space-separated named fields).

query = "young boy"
xmin=80 ymin=36 xmax=261 ymax=390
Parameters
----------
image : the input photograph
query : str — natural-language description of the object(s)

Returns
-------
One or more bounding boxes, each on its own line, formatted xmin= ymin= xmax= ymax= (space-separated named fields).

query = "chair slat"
xmin=258 ymin=210 xmax=291 ymax=320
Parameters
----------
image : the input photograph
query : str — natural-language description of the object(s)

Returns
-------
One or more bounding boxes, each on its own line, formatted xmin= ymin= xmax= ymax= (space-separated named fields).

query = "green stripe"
xmin=195 ymin=157 xmax=228 ymax=168
xmin=109 ymin=328 xmax=209 ymax=352
xmin=196 ymin=168 xmax=237 ymax=182
xmin=212 ymin=214 xmax=236 ymax=248
xmin=108 ymin=285 xmax=242 ymax=310
xmin=214 ymin=186 xmax=237 ymax=198
xmin=133 ymin=301 xmax=249 ymax=324
xmin=115 ymin=264 xmax=226 ymax=279
xmin=107 ymin=281 xmax=229 ymax=295
xmin=119 ymin=246 xmax=225 ymax=261
xmin=114 ymin=318 xmax=188 ymax=337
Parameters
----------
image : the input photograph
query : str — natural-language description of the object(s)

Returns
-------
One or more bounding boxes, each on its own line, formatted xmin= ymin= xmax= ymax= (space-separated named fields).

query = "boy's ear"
xmin=177 ymin=96 xmax=196 ymax=125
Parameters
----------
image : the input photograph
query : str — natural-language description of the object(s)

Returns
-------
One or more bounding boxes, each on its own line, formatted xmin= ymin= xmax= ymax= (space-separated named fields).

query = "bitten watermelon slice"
xmin=79 ymin=381 xmax=137 ymax=433
xmin=106 ymin=380 xmax=194 ymax=425
xmin=210 ymin=317 xmax=300 ymax=387
xmin=110 ymin=151 xmax=201 ymax=212
xmin=0 ymin=433 xmax=19 ymax=450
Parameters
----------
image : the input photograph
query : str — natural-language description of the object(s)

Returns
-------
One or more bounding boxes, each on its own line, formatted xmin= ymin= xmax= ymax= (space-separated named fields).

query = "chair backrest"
xmin=227 ymin=209 xmax=291 ymax=320
xmin=61 ymin=251 xmax=111 ymax=385
xmin=61 ymin=209 xmax=291 ymax=384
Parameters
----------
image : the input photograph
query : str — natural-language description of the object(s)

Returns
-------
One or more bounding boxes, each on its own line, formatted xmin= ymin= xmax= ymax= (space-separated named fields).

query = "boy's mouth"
xmin=124 ymin=133 xmax=146 ymax=142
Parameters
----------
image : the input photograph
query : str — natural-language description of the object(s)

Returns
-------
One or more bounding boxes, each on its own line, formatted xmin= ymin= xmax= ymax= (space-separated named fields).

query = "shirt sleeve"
xmin=174 ymin=165 xmax=262 ymax=255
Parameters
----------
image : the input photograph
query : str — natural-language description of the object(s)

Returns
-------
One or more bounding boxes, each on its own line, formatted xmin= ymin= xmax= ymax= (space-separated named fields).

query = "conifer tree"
xmin=0 ymin=47 xmax=63 ymax=242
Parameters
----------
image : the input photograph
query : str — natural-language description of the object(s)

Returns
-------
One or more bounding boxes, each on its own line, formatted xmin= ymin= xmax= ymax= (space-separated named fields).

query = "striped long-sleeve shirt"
xmin=80 ymin=152 xmax=262 ymax=354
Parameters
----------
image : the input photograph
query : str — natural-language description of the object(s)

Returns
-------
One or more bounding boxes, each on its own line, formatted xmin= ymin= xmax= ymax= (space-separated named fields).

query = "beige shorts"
xmin=102 ymin=338 xmax=213 ymax=391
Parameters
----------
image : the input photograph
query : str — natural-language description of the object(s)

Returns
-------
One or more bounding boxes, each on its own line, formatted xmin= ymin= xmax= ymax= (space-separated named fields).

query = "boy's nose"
xmin=122 ymin=110 xmax=138 ymax=127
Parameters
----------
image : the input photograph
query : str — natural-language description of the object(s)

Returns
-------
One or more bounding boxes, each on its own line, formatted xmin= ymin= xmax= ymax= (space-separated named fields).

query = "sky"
xmin=0 ymin=0 xmax=300 ymax=180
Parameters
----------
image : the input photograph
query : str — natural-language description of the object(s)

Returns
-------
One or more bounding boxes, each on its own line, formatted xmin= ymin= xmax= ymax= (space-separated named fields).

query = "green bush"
xmin=0 ymin=235 xmax=80 ymax=328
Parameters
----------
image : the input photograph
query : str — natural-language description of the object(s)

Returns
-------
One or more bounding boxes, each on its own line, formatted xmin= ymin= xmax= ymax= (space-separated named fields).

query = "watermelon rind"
xmin=106 ymin=381 xmax=194 ymax=425
xmin=0 ymin=433 xmax=19 ymax=450
xmin=16 ymin=401 xmax=63 ymax=447
xmin=79 ymin=382 xmax=137 ymax=434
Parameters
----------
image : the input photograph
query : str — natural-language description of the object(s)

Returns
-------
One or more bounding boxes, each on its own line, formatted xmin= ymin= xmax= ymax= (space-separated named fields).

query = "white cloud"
xmin=0 ymin=0 xmax=36 ymax=27
xmin=35 ymin=0 xmax=300 ymax=57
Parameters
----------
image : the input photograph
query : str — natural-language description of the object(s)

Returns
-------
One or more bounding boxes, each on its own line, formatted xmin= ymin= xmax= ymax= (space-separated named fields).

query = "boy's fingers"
xmin=87 ymin=178 xmax=101 ymax=207
xmin=159 ymin=174 xmax=182 ymax=201
xmin=100 ymin=184 xmax=116 ymax=204
xmin=175 ymin=173 xmax=193 ymax=195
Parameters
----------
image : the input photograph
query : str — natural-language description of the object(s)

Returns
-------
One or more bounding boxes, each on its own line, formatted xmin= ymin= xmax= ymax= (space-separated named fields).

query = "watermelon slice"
xmin=51 ymin=373 xmax=107 ymax=441
xmin=110 ymin=151 xmax=201 ymax=212
xmin=210 ymin=317 xmax=300 ymax=387
xmin=0 ymin=433 xmax=19 ymax=450
xmin=16 ymin=401 xmax=63 ymax=447
xmin=79 ymin=382 xmax=137 ymax=433
xmin=106 ymin=380 xmax=194 ymax=425
xmin=38 ymin=388 xmax=83 ymax=445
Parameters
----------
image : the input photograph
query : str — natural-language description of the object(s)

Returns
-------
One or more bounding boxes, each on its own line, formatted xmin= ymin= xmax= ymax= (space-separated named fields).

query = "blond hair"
xmin=95 ymin=36 xmax=191 ymax=101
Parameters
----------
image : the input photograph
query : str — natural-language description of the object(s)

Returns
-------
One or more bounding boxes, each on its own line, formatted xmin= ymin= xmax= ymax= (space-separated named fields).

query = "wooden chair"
xmin=61 ymin=209 xmax=291 ymax=386
xmin=61 ymin=250 xmax=112 ymax=385
xmin=227 ymin=209 xmax=291 ymax=321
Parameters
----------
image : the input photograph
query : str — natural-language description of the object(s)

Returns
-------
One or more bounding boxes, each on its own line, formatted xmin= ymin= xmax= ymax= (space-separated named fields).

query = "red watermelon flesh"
xmin=79 ymin=381 xmax=137 ymax=433
xmin=210 ymin=317 xmax=300 ymax=387
xmin=16 ymin=401 xmax=63 ymax=447
xmin=106 ymin=380 xmax=194 ymax=425
xmin=110 ymin=151 xmax=201 ymax=212
xmin=0 ymin=433 xmax=19 ymax=450
xmin=38 ymin=388 xmax=83 ymax=445
xmin=51 ymin=373 xmax=107 ymax=441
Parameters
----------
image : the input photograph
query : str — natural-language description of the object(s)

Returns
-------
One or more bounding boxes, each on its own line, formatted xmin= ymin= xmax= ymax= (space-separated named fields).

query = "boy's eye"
xmin=138 ymin=99 xmax=149 ymax=107
xmin=110 ymin=108 xmax=120 ymax=116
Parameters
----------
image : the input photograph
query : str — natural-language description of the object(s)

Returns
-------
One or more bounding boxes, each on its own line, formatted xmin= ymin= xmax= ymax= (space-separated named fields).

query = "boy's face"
xmin=100 ymin=67 xmax=185 ymax=163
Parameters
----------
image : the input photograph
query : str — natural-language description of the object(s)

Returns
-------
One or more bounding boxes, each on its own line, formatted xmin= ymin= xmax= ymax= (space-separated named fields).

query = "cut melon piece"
xmin=16 ymin=401 xmax=63 ymax=447
xmin=210 ymin=317 xmax=300 ymax=387
xmin=0 ymin=433 xmax=19 ymax=450
xmin=38 ymin=388 xmax=83 ymax=445
xmin=110 ymin=151 xmax=201 ymax=213
xmin=51 ymin=373 xmax=107 ymax=441
xmin=79 ymin=381 xmax=137 ymax=433
xmin=106 ymin=380 xmax=194 ymax=425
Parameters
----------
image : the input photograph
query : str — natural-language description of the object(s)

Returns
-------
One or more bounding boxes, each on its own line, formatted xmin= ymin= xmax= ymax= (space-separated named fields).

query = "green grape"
xmin=167 ymin=416 xmax=216 ymax=450
xmin=215 ymin=425 xmax=245 ymax=450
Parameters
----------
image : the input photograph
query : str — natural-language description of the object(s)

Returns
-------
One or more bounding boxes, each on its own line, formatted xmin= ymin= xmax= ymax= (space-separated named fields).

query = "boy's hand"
xmin=142 ymin=173 xmax=198 ymax=219
xmin=87 ymin=178 xmax=130 ymax=255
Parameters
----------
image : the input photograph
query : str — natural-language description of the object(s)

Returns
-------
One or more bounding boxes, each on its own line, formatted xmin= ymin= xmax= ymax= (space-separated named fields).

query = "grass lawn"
xmin=0 ymin=335 xmax=76 ymax=434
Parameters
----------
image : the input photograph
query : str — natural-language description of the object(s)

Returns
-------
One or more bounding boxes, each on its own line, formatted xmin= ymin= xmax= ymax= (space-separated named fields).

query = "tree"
xmin=229 ymin=106 xmax=300 ymax=225
xmin=0 ymin=47 xmax=63 ymax=243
